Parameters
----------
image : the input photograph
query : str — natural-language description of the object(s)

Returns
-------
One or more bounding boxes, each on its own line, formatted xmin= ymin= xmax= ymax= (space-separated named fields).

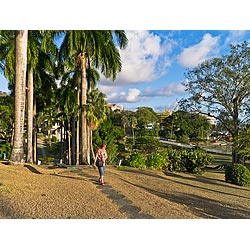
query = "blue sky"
xmin=1 ymin=30 xmax=250 ymax=112
xmin=98 ymin=30 xmax=250 ymax=112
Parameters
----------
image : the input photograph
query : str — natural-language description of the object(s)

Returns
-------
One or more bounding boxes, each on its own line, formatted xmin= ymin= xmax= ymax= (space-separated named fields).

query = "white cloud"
xmin=99 ymin=85 xmax=141 ymax=103
xmin=224 ymin=30 xmax=249 ymax=45
xmin=99 ymin=81 xmax=185 ymax=104
xmin=177 ymin=33 xmax=220 ymax=67
xmin=126 ymin=88 xmax=141 ymax=102
xmin=142 ymin=82 xmax=186 ymax=97
xmin=101 ymin=30 xmax=174 ymax=86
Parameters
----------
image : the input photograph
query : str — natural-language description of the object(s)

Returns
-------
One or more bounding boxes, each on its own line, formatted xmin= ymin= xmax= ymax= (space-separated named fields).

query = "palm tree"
xmin=121 ymin=115 xmax=129 ymax=136
xmin=130 ymin=116 xmax=137 ymax=146
xmin=59 ymin=30 xmax=128 ymax=164
xmin=26 ymin=30 xmax=58 ymax=163
xmin=10 ymin=30 xmax=28 ymax=164
xmin=0 ymin=30 xmax=15 ymax=88
xmin=86 ymin=87 xmax=109 ymax=161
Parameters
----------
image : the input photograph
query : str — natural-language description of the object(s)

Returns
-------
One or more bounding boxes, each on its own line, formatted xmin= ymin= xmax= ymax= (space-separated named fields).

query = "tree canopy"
xmin=179 ymin=41 xmax=250 ymax=163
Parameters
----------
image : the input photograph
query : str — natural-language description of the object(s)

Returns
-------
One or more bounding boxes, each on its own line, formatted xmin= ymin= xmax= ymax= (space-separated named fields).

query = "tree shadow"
xmin=25 ymin=165 xmax=43 ymax=174
xmin=117 ymin=168 xmax=167 ymax=181
xmin=117 ymin=168 xmax=250 ymax=200
xmin=49 ymin=173 xmax=87 ymax=182
xmin=122 ymin=180 xmax=250 ymax=219
xmin=0 ymin=195 xmax=24 ymax=218
xmin=165 ymin=171 xmax=250 ymax=200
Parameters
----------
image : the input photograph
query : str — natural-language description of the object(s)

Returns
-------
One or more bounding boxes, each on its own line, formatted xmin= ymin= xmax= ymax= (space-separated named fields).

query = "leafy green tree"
xmin=180 ymin=41 xmax=250 ymax=163
xmin=234 ymin=125 xmax=250 ymax=162
xmin=93 ymin=117 xmax=124 ymax=164
xmin=136 ymin=107 xmax=159 ymax=134
xmin=0 ymin=30 xmax=15 ymax=87
xmin=0 ymin=95 xmax=14 ymax=144
xmin=161 ymin=111 xmax=210 ymax=142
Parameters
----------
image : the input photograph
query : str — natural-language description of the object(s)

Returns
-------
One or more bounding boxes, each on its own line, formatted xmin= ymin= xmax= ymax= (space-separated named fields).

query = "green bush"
xmin=39 ymin=157 xmax=55 ymax=164
xmin=146 ymin=153 xmax=168 ymax=170
xmin=128 ymin=152 xmax=145 ymax=169
xmin=0 ymin=141 xmax=12 ymax=159
xmin=164 ymin=147 xmax=184 ymax=172
xmin=181 ymin=149 xmax=213 ymax=175
xmin=225 ymin=164 xmax=250 ymax=186
xmin=51 ymin=136 xmax=57 ymax=143
xmin=134 ymin=135 xmax=162 ymax=153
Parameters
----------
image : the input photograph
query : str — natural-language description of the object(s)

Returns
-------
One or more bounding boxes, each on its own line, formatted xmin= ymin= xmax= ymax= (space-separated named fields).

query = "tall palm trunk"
xmin=76 ymin=79 xmax=80 ymax=165
xmin=33 ymin=95 xmax=37 ymax=164
xmin=79 ymin=52 xmax=89 ymax=164
xmin=27 ymin=66 xmax=34 ymax=163
xmin=67 ymin=121 xmax=72 ymax=165
xmin=81 ymin=67 xmax=88 ymax=164
xmin=71 ymin=115 xmax=76 ymax=165
xmin=10 ymin=30 xmax=28 ymax=164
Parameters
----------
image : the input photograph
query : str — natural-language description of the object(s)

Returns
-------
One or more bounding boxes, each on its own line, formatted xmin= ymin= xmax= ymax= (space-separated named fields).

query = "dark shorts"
xmin=98 ymin=164 xmax=106 ymax=176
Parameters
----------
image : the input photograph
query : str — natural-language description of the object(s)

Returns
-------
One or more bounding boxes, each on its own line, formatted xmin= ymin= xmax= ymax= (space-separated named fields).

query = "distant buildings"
xmin=200 ymin=113 xmax=216 ymax=126
xmin=0 ymin=91 xmax=8 ymax=97
xmin=107 ymin=103 xmax=123 ymax=112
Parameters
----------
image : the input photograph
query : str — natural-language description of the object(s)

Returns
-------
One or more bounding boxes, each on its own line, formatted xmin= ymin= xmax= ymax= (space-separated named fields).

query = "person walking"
xmin=94 ymin=144 xmax=108 ymax=185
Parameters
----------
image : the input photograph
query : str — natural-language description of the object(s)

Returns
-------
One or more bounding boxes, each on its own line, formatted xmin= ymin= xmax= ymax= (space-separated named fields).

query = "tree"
xmin=86 ymin=87 xmax=109 ymax=161
xmin=130 ymin=116 xmax=137 ymax=146
xmin=180 ymin=41 xmax=250 ymax=164
xmin=0 ymin=30 xmax=15 ymax=87
xmin=26 ymin=30 xmax=58 ymax=163
xmin=234 ymin=125 xmax=250 ymax=162
xmin=10 ymin=30 xmax=28 ymax=164
xmin=121 ymin=114 xmax=129 ymax=136
xmin=59 ymin=31 xmax=128 ymax=164
xmin=0 ymin=95 xmax=14 ymax=144
xmin=136 ymin=107 xmax=159 ymax=129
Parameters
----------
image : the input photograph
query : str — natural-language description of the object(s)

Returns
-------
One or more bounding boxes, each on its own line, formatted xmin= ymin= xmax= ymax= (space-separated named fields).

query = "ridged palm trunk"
xmin=79 ymin=52 xmax=90 ymax=164
xmin=81 ymin=67 xmax=88 ymax=164
xmin=33 ymin=96 xmax=37 ymax=164
xmin=10 ymin=30 xmax=28 ymax=164
xmin=27 ymin=66 xmax=34 ymax=163
xmin=76 ymin=81 xmax=80 ymax=165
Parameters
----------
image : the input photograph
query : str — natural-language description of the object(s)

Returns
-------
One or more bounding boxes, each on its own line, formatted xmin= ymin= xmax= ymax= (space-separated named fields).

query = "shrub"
xmin=146 ymin=153 xmax=168 ymax=170
xmin=0 ymin=141 xmax=12 ymax=159
xmin=134 ymin=135 xmax=162 ymax=153
xmin=225 ymin=164 xmax=250 ymax=186
xmin=128 ymin=152 xmax=145 ymax=169
xmin=164 ymin=147 xmax=184 ymax=172
xmin=181 ymin=149 xmax=213 ymax=175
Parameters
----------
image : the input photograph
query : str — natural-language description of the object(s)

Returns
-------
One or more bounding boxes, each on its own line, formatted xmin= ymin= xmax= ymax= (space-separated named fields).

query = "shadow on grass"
xmin=122 ymin=179 xmax=250 ymax=219
xmin=0 ymin=195 xmax=24 ymax=218
xmin=118 ymin=167 xmax=249 ymax=199
xmin=117 ymin=167 xmax=167 ymax=181
xmin=25 ymin=165 xmax=43 ymax=174
xmin=164 ymin=171 xmax=250 ymax=199
xmin=50 ymin=173 xmax=87 ymax=182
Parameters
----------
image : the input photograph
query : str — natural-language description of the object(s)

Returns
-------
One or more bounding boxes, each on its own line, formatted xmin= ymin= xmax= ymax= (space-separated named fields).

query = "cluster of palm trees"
xmin=0 ymin=30 xmax=128 ymax=165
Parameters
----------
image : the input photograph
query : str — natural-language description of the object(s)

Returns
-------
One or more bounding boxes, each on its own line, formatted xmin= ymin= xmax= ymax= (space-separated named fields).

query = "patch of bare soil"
xmin=0 ymin=161 xmax=250 ymax=219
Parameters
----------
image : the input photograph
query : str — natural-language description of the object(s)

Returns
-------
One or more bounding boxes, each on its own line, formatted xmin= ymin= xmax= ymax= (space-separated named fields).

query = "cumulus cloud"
xmin=101 ymin=30 xmax=174 ymax=85
xmin=177 ymin=33 xmax=220 ymax=67
xmin=99 ymin=85 xmax=141 ymax=103
xmin=99 ymin=81 xmax=185 ymax=104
